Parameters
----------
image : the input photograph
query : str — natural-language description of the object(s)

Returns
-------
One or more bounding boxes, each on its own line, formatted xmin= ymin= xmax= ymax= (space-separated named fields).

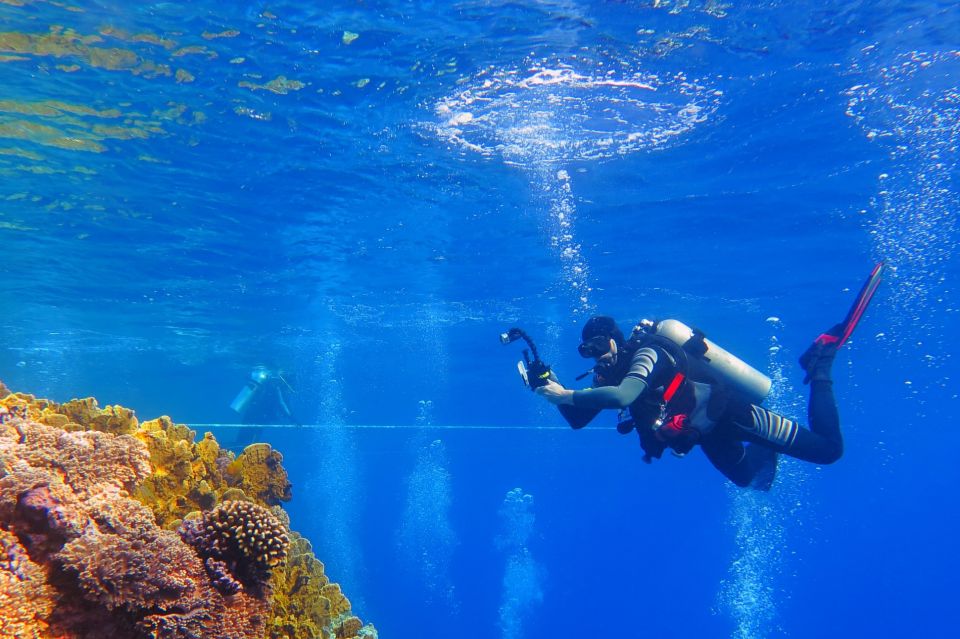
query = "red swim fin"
xmin=815 ymin=261 xmax=885 ymax=348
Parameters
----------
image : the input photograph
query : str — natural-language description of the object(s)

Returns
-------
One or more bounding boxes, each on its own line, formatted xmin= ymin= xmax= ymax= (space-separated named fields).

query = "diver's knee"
xmin=818 ymin=442 xmax=843 ymax=465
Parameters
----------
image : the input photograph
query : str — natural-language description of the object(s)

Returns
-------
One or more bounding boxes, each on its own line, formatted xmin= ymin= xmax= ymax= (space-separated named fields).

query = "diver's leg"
xmin=793 ymin=379 xmax=842 ymax=462
xmin=730 ymin=340 xmax=843 ymax=465
xmin=700 ymin=431 xmax=777 ymax=490
xmin=793 ymin=339 xmax=843 ymax=463
xmin=730 ymin=401 xmax=841 ymax=465
xmin=700 ymin=435 xmax=752 ymax=487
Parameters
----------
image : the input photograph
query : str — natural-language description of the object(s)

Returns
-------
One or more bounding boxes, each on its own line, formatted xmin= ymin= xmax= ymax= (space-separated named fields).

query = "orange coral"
xmin=1 ymin=419 xmax=151 ymax=498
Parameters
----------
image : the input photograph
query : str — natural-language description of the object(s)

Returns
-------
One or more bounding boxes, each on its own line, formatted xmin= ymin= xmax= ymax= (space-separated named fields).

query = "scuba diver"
xmin=229 ymin=365 xmax=301 ymax=426
xmin=224 ymin=365 xmax=301 ymax=453
xmin=507 ymin=263 xmax=883 ymax=491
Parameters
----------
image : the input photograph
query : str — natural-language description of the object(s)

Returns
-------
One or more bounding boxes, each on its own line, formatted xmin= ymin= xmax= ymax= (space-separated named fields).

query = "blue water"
xmin=2 ymin=1 xmax=959 ymax=637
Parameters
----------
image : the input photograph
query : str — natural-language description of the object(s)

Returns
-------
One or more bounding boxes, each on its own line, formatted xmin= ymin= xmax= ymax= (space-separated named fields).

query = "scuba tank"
xmin=632 ymin=318 xmax=771 ymax=405
xmin=229 ymin=366 xmax=272 ymax=415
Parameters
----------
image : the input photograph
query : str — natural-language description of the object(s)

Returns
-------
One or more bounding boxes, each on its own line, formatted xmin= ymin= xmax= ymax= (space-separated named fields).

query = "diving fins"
xmin=824 ymin=260 xmax=885 ymax=349
xmin=802 ymin=261 xmax=884 ymax=383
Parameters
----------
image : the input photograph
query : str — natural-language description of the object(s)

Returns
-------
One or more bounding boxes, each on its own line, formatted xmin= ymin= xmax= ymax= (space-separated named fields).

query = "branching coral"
xmin=180 ymin=500 xmax=289 ymax=595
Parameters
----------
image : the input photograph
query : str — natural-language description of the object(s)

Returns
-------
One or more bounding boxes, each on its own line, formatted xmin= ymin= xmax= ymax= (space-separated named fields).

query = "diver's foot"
xmin=799 ymin=325 xmax=842 ymax=384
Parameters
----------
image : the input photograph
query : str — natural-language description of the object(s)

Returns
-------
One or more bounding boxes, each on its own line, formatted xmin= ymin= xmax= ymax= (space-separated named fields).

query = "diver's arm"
xmin=558 ymin=404 xmax=601 ymax=429
xmin=536 ymin=377 xmax=601 ymax=429
xmin=537 ymin=346 xmax=663 ymax=423
xmin=571 ymin=376 xmax=648 ymax=409
xmin=570 ymin=346 xmax=665 ymax=410
xmin=535 ymin=359 xmax=649 ymax=409
xmin=275 ymin=387 xmax=302 ymax=427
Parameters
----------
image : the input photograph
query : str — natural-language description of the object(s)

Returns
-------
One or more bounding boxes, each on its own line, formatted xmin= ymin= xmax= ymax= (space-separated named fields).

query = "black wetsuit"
xmin=224 ymin=380 xmax=299 ymax=453
xmin=240 ymin=380 xmax=296 ymax=425
xmin=557 ymin=343 xmax=842 ymax=489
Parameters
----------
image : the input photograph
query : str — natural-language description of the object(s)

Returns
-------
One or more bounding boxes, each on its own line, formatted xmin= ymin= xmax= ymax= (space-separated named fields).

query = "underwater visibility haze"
xmin=1 ymin=0 xmax=959 ymax=637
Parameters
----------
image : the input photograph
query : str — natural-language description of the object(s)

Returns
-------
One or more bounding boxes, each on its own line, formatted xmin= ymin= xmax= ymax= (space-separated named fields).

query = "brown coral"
xmin=181 ymin=500 xmax=289 ymax=595
xmin=56 ymin=501 xmax=197 ymax=610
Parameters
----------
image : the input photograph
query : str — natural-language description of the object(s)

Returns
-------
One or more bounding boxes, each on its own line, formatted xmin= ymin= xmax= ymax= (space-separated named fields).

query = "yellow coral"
xmin=267 ymin=533 xmax=332 ymax=639
xmin=132 ymin=416 xmax=233 ymax=528
xmin=0 ymin=393 xmax=138 ymax=434
xmin=322 ymin=583 xmax=352 ymax=618
xmin=230 ymin=443 xmax=292 ymax=505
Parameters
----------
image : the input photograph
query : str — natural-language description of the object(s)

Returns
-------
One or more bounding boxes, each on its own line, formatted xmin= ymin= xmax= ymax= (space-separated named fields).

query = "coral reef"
xmin=181 ymin=500 xmax=289 ymax=595
xmin=0 ymin=392 xmax=291 ymax=528
xmin=0 ymin=415 xmax=270 ymax=639
xmin=0 ymin=385 xmax=376 ymax=639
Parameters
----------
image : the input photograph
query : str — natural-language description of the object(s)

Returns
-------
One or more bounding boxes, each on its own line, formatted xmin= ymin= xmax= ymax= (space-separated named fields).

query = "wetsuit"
xmin=557 ymin=343 xmax=842 ymax=490
xmin=240 ymin=380 xmax=296 ymax=425
xmin=225 ymin=379 xmax=299 ymax=453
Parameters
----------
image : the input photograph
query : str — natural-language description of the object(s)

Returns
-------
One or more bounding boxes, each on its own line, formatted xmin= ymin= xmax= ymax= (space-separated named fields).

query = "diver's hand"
xmin=535 ymin=380 xmax=574 ymax=406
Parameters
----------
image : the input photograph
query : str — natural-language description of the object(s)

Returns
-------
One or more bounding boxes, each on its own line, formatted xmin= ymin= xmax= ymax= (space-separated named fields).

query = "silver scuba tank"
xmin=636 ymin=319 xmax=771 ymax=405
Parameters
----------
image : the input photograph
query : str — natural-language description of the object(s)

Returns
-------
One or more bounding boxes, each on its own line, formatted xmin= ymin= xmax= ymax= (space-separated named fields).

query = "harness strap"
xmin=663 ymin=372 xmax=685 ymax=403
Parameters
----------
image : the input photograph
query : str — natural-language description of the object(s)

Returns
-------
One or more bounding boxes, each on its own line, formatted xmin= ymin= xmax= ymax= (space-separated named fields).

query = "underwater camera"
xmin=499 ymin=327 xmax=551 ymax=390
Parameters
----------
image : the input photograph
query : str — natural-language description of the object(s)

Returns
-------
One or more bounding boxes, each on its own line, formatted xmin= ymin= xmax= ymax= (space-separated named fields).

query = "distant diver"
xmin=230 ymin=365 xmax=301 ymax=427
xmin=503 ymin=262 xmax=884 ymax=490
